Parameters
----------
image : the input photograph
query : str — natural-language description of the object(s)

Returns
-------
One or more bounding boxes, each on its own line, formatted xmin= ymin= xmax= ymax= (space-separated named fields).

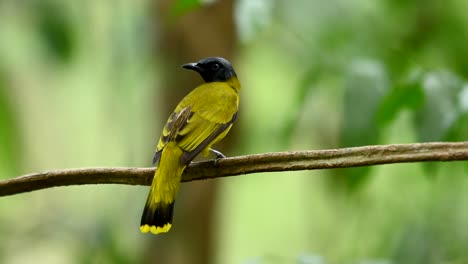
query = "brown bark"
xmin=2 ymin=142 xmax=467 ymax=197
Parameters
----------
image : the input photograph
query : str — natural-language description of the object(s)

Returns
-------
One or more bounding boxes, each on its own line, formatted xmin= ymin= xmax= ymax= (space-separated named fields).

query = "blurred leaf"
xmin=0 ymin=70 xmax=20 ymax=178
xmin=279 ymin=65 xmax=323 ymax=145
xmin=78 ymin=223 xmax=136 ymax=264
xmin=414 ymin=71 xmax=462 ymax=142
xmin=412 ymin=71 xmax=464 ymax=175
xmin=36 ymin=0 xmax=75 ymax=62
xmin=235 ymin=0 xmax=274 ymax=42
xmin=377 ymin=69 xmax=425 ymax=125
xmin=445 ymin=84 xmax=468 ymax=141
xmin=280 ymin=61 xmax=342 ymax=146
xmin=170 ymin=0 xmax=203 ymax=17
xmin=459 ymin=84 xmax=468 ymax=112
xmin=392 ymin=223 xmax=442 ymax=264
xmin=445 ymin=114 xmax=468 ymax=142
xmin=338 ymin=59 xmax=389 ymax=190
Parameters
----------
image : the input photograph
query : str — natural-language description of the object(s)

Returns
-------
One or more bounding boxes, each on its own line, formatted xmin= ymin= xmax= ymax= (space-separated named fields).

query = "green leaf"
xmin=36 ymin=0 xmax=75 ymax=62
xmin=377 ymin=68 xmax=425 ymax=125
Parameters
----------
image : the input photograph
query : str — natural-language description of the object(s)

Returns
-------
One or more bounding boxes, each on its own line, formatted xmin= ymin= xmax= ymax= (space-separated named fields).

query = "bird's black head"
xmin=182 ymin=57 xmax=237 ymax=83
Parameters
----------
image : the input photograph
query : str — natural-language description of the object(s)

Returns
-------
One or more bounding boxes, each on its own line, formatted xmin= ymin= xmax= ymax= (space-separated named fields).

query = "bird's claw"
xmin=210 ymin=149 xmax=226 ymax=166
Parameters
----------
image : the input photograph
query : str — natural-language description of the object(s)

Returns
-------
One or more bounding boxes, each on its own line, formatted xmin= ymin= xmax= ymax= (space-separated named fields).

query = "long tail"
xmin=140 ymin=142 xmax=186 ymax=234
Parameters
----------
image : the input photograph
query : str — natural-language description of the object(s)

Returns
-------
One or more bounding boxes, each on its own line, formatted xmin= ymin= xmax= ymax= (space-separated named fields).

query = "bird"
xmin=140 ymin=57 xmax=241 ymax=235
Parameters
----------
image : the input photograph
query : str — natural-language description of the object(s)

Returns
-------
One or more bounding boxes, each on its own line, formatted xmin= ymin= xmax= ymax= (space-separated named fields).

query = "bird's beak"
xmin=181 ymin=62 xmax=201 ymax=72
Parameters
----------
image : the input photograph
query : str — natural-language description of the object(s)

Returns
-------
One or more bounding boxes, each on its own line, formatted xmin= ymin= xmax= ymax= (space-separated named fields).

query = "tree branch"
xmin=1 ymin=142 xmax=467 ymax=197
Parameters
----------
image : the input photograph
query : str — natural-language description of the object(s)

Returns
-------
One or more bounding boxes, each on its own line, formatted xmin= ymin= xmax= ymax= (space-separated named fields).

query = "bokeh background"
xmin=1 ymin=0 xmax=468 ymax=263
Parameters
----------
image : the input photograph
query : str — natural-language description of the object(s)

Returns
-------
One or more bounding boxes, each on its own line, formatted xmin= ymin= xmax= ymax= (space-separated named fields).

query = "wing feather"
xmin=153 ymin=82 xmax=239 ymax=165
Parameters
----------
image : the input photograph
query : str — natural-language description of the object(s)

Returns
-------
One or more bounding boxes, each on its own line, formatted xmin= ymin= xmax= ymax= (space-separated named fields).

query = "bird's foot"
xmin=210 ymin=148 xmax=226 ymax=166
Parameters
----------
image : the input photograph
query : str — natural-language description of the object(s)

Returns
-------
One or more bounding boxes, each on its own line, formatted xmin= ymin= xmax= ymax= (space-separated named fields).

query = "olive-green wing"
xmin=153 ymin=82 xmax=239 ymax=165
xmin=178 ymin=111 xmax=237 ymax=164
xmin=153 ymin=106 xmax=193 ymax=165
xmin=152 ymin=106 xmax=237 ymax=166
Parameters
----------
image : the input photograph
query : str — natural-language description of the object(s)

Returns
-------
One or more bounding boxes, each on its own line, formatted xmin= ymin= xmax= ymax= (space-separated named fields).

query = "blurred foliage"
xmin=36 ymin=0 xmax=76 ymax=62
xmin=377 ymin=68 xmax=425 ymax=126
xmin=414 ymin=71 xmax=463 ymax=142
xmin=0 ymin=68 xmax=21 ymax=178
xmin=259 ymin=0 xmax=468 ymax=189
xmin=337 ymin=59 xmax=389 ymax=188
xmin=0 ymin=0 xmax=467 ymax=263
xmin=170 ymin=0 xmax=202 ymax=17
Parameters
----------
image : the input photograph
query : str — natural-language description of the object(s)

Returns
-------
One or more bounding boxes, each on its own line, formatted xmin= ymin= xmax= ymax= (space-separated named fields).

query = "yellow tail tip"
xmin=140 ymin=224 xmax=172 ymax=234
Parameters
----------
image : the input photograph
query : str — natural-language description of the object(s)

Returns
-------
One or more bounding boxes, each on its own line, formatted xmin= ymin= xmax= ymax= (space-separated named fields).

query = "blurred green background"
xmin=1 ymin=0 xmax=468 ymax=263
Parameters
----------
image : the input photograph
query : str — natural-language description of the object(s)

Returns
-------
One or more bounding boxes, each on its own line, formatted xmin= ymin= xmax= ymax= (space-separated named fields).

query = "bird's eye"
xmin=211 ymin=63 xmax=220 ymax=71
